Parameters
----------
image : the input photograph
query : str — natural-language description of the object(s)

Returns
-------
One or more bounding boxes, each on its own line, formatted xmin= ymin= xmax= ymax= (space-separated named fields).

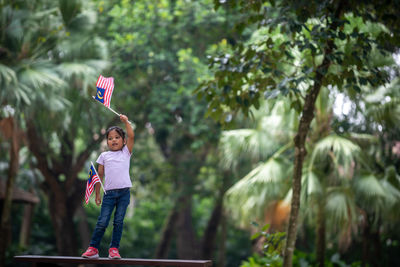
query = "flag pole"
xmin=91 ymin=161 xmax=106 ymax=195
xmin=91 ymin=96 xmax=136 ymax=128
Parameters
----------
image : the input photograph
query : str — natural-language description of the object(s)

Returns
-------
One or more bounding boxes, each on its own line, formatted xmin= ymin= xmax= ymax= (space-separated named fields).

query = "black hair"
xmin=106 ymin=126 xmax=126 ymax=140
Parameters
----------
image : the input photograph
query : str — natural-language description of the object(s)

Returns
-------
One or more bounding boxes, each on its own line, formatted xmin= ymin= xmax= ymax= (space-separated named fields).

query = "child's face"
xmin=107 ymin=129 xmax=125 ymax=151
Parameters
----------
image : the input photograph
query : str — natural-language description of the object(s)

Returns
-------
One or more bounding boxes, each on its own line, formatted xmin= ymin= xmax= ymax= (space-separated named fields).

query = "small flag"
xmin=95 ymin=75 xmax=114 ymax=108
xmin=85 ymin=164 xmax=100 ymax=204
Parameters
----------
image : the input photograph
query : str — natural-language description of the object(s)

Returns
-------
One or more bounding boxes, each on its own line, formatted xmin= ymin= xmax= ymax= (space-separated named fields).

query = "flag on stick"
xmin=95 ymin=75 xmax=114 ymax=108
xmin=85 ymin=162 xmax=106 ymax=204
xmin=92 ymin=75 xmax=136 ymax=128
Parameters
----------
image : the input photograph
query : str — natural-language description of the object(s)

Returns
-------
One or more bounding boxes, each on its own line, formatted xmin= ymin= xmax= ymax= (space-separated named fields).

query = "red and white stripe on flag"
xmin=85 ymin=174 xmax=100 ymax=204
xmin=96 ymin=75 xmax=114 ymax=108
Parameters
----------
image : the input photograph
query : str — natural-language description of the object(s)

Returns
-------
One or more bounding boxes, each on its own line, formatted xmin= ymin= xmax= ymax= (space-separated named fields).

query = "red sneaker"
xmin=82 ymin=246 xmax=99 ymax=258
xmin=108 ymin=247 xmax=121 ymax=259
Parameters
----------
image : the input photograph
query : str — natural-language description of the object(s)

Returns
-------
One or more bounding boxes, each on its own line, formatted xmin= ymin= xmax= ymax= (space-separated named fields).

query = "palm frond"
xmin=303 ymin=171 xmax=323 ymax=196
xmin=60 ymin=0 xmax=97 ymax=33
xmin=381 ymin=167 xmax=400 ymax=222
xmin=353 ymin=174 xmax=387 ymax=219
xmin=56 ymin=36 xmax=109 ymax=61
xmin=219 ymin=99 xmax=296 ymax=169
xmin=364 ymin=78 xmax=400 ymax=131
xmin=84 ymin=59 xmax=110 ymax=72
xmin=366 ymin=98 xmax=400 ymax=130
xmin=0 ymin=63 xmax=18 ymax=87
xmin=225 ymin=156 xmax=291 ymax=225
xmin=354 ymin=174 xmax=386 ymax=199
xmin=219 ymin=129 xmax=256 ymax=169
xmin=259 ymin=99 xmax=298 ymax=138
xmin=353 ymin=173 xmax=400 ymax=225
xmin=380 ymin=179 xmax=400 ymax=206
xmin=18 ymin=62 xmax=66 ymax=90
xmin=310 ymin=134 xmax=361 ymax=176
xmin=1 ymin=6 xmax=27 ymax=46
xmin=57 ymin=62 xmax=98 ymax=80
xmin=347 ymin=132 xmax=378 ymax=144
xmin=0 ymin=63 xmax=32 ymax=106
xmin=325 ymin=189 xmax=356 ymax=228
xmin=57 ymin=60 xmax=109 ymax=93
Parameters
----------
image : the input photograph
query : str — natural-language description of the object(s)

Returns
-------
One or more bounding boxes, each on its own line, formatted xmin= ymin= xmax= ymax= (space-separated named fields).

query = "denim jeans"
xmin=89 ymin=188 xmax=130 ymax=249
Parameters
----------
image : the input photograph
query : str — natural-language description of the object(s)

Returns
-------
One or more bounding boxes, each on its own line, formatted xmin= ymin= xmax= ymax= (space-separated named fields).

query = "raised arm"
xmin=120 ymin=114 xmax=134 ymax=153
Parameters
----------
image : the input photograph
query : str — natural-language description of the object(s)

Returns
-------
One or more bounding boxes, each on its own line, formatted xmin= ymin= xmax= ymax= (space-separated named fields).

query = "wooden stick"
xmin=91 ymin=96 xmax=136 ymax=128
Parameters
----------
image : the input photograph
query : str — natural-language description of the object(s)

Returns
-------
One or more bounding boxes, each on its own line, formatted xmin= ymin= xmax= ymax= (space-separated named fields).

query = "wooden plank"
xmin=14 ymin=255 xmax=212 ymax=267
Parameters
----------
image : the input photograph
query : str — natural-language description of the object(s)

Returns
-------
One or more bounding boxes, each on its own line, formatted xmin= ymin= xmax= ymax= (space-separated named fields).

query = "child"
xmin=82 ymin=114 xmax=134 ymax=259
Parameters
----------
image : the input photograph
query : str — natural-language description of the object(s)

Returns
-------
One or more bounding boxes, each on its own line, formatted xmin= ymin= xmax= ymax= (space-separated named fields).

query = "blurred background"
xmin=1 ymin=1 xmax=399 ymax=266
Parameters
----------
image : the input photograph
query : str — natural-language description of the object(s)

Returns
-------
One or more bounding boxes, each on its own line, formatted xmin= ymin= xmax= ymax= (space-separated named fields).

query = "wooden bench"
xmin=14 ymin=255 xmax=213 ymax=267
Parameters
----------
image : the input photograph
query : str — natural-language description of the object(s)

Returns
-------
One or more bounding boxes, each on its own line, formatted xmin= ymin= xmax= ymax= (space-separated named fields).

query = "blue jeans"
xmin=89 ymin=188 xmax=130 ymax=249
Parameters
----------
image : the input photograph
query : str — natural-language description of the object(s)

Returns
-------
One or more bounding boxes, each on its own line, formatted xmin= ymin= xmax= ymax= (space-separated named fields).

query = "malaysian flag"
xmin=85 ymin=164 xmax=100 ymax=204
xmin=95 ymin=75 xmax=114 ymax=108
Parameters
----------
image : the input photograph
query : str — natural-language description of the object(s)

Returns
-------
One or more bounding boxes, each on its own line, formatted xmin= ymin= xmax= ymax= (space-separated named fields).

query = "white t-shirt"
xmin=96 ymin=145 xmax=132 ymax=191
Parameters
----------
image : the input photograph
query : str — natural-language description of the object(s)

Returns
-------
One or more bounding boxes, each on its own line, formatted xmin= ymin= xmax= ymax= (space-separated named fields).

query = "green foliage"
xmin=292 ymin=250 xmax=363 ymax=267
xmin=92 ymin=1 xmax=230 ymax=160
xmin=197 ymin=2 xmax=400 ymax=266
xmin=2 ymin=0 xmax=400 ymax=266
xmin=196 ymin=1 xmax=399 ymax=125
xmin=219 ymin=99 xmax=296 ymax=225
xmin=240 ymin=224 xmax=285 ymax=267
xmin=0 ymin=0 xmax=66 ymax=110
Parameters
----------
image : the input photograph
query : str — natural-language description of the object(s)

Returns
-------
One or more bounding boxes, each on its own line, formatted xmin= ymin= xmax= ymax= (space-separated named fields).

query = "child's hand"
xmin=95 ymin=194 xmax=102 ymax=206
xmin=120 ymin=114 xmax=128 ymax=123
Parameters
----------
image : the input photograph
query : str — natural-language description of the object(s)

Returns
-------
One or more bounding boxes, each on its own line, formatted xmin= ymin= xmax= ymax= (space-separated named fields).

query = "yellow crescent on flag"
xmin=97 ymin=91 xmax=104 ymax=99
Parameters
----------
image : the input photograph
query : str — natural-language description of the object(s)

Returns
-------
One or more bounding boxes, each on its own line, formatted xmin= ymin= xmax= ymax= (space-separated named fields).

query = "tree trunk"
xmin=370 ymin=228 xmax=381 ymax=267
xmin=217 ymin=211 xmax=227 ymax=267
xmin=177 ymin=195 xmax=200 ymax=259
xmin=201 ymin=196 xmax=223 ymax=259
xmin=26 ymin=120 xmax=94 ymax=256
xmin=0 ymin=117 xmax=19 ymax=267
xmin=154 ymin=198 xmax=180 ymax=258
xmin=361 ymin=219 xmax=369 ymax=267
xmin=361 ymin=215 xmax=381 ymax=267
xmin=154 ymin=136 xmax=212 ymax=259
xmin=316 ymin=201 xmax=326 ymax=267
xmin=46 ymin=185 xmax=78 ymax=255
xmin=154 ymin=142 xmax=210 ymax=259
xmin=282 ymin=2 xmax=345 ymax=266
xmin=202 ymin=171 xmax=231 ymax=260
xmin=282 ymin=73 xmax=323 ymax=267
xmin=76 ymin=206 xmax=91 ymax=250
xmin=19 ymin=203 xmax=35 ymax=248
xmin=47 ymin=178 xmax=86 ymax=255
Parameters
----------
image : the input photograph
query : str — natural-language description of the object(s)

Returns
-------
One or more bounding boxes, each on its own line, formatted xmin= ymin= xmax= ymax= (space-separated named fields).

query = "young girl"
xmin=82 ymin=114 xmax=134 ymax=259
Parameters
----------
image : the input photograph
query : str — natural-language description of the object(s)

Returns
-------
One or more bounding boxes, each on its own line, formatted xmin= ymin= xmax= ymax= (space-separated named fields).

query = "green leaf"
xmin=338 ymin=31 xmax=346 ymax=40
xmin=261 ymin=224 xmax=271 ymax=231
xmin=251 ymin=232 xmax=261 ymax=240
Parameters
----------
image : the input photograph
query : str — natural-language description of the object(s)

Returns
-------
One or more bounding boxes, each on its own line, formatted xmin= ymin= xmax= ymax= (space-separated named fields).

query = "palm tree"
xmin=222 ymin=98 xmax=297 ymax=234
xmin=222 ymin=83 xmax=400 ymax=266
xmin=1 ymin=0 xmax=110 ymax=257
xmin=303 ymin=134 xmax=362 ymax=266
xmin=345 ymin=76 xmax=400 ymax=266
xmin=0 ymin=1 xmax=67 ymax=263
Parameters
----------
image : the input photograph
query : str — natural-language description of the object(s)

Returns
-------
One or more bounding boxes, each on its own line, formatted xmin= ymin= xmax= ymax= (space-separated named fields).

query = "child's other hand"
xmin=95 ymin=194 xmax=102 ymax=206
xmin=120 ymin=114 xmax=128 ymax=123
